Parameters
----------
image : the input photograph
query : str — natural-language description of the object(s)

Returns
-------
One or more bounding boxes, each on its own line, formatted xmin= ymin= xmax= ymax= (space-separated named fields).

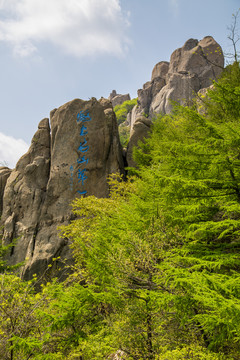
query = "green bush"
xmin=114 ymin=98 xmax=137 ymax=125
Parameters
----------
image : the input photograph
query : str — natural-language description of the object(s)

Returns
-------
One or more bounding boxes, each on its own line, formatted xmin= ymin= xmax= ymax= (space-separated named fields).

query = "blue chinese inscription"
xmin=70 ymin=110 xmax=92 ymax=196
xmin=77 ymin=111 xmax=91 ymax=123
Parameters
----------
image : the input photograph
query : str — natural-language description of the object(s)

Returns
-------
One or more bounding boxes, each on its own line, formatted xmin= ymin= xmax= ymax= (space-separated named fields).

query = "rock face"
xmin=132 ymin=36 xmax=224 ymax=126
xmin=109 ymin=90 xmax=131 ymax=107
xmin=126 ymin=116 xmax=153 ymax=168
xmin=137 ymin=61 xmax=169 ymax=115
xmin=0 ymin=167 xmax=12 ymax=214
xmin=0 ymin=98 xmax=124 ymax=279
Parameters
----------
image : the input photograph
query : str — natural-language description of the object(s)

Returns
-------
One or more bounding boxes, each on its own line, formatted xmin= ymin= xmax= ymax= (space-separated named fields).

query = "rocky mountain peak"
xmin=127 ymin=35 xmax=224 ymax=132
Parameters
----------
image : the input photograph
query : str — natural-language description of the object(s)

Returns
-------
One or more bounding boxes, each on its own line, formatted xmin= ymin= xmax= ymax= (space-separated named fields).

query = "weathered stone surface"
xmin=129 ymin=105 xmax=138 ymax=132
xmin=109 ymin=90 xmax=117 ymax=101
xmin=1 ymin=98 xmax=125 ymax=279
xmin=150 ymin=72 xmax=200 ymax=114
xmin=0 ymin=167 xmax=12 ymax=215
xmin=112 ymin=94 xmax=131 ymax=107
xmin=151 ymin=61 xmax=169 ymax=81
xmin=126 ymin=116 xmax=152 ymax=168
xmin=1 ymin=118 xmax=51 ymax=273
xmin=136 ymin=62 xmax=169 ymax=115
xmin=137 ymin=84 xmax=153 ymax=114
xmin=133 ymin=36 xmax=224 ymax=122
xmin=108 ymin=90 xmax=131 ymax=107
xmin=150 ymin=36 xmax=224 ymax=115
xmin=167 ymin=37 xmax=223 ymax=83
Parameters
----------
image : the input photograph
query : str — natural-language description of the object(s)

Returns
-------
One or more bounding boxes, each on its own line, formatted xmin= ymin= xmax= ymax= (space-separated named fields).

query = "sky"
xmin=0 ymin=0 xmax=239 ymax=168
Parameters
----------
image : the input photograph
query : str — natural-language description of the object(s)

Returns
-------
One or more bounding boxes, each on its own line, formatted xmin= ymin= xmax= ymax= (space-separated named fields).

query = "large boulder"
xmin=1 ymin=98 xmax=125 ymax=279
xmin=151 ymin=61 xmax=169 ymax=81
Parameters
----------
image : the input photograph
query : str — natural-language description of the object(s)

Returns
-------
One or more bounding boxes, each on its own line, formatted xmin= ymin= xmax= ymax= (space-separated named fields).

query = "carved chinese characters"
xmin=69 ymin=109 xmax=92 ymax=196
xmin=76 ymin=110 xmax=92 ymax=195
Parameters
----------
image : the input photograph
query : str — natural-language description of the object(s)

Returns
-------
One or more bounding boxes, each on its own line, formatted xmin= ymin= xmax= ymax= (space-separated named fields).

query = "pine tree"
xmin=132 ymin=61 xmax=240 ymax=357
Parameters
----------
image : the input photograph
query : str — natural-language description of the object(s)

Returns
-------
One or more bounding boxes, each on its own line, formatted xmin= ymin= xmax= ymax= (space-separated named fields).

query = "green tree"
xmin=114 ymin=98 xmax=138 ymax=126
xmin=60 ymin=177 xmax=219 ymax=359
xmin=0 ymin=274 xmax=45 ymax=360
xmin=133 ymin=61 xmax=240 ymax=357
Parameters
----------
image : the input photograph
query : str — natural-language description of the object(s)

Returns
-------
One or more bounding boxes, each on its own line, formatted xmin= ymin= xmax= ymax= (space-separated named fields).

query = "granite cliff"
xmin=0 ymin=98 xmax=124 ymax=279
xmin=127 ymin=36 xmax=224 ymax=130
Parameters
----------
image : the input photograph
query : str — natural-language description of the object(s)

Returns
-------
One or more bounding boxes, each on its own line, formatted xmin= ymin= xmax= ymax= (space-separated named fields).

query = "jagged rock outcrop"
xmin=109 ymin=90 xmax=131 ymax=107
xmin=126 ymin=116 xmax=153 ymax=168
xmin=137 ymin=61 xmax=169 ymax=115
xmin=0 ymin=167 xmax=12 ymax=214
xmin=125 ymin=36 xmax=224 ymax=170
xmin=131 ymin=36 xmax=224 ymax=127
xmin=0 ymin=98 xmax=124 ymax=279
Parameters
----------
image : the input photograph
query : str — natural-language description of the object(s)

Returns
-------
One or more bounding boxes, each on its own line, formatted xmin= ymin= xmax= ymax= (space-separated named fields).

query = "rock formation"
xmin=109 ymin=90 xmax=131 ymax=107
xmin=126 ymin=116 xmax=153 ymax=168
xmin=0 ymin=167 xmax=12 ymax=214
xmin=0 ymin=98 xmax=124 ymax=279
xmin=130 ymin=36 xmax=224 ymax=129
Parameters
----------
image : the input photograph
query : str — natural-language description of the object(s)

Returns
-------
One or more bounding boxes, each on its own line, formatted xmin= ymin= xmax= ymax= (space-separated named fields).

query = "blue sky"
xmin=0 ymin=0 xmax=239 ymax=168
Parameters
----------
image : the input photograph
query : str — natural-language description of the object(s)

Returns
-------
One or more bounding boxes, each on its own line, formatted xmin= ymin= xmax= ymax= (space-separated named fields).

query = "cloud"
xmin=169 ymin=0 xmax=179 ymax=17
xmin=0 ymin=0 xmax=130 ymax=58
xmin=0 ymin=132 xmax=29 ymax=169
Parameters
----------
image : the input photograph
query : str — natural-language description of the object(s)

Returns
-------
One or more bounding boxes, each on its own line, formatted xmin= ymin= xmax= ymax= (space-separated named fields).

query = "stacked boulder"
xmin=125 ymin=36 xmax=224 ymax=166
xmin=129 ymin=36 xmax=224 ymax=129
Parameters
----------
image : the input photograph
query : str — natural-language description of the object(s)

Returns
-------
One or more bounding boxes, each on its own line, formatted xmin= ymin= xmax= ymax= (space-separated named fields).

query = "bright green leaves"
xmin=0 ymin=274 xmax=45 ymax=360
xmin=114 ymin=98 xmax=138 ymax=126
xmin=114 ymin=98 xmax=138 ymax=147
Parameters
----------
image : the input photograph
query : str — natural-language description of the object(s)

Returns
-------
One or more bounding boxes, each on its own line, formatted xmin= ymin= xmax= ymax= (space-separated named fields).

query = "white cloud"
xmin=169 ymin=0 xmax=179 ymax=17
xmin=0 ymin=132 xmax=29 ymax=169
xmin=0 ymin=0 xmax=130 ymax=58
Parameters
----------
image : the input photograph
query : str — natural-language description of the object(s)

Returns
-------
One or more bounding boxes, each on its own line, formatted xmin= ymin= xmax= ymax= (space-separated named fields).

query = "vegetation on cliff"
xmin=114 ymin=98 xmax=137 ymax=147
xmin=1 ymin=61 xmax=240 ymax=359
xmin=114 ymin=98 xmax=137 ymax=126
